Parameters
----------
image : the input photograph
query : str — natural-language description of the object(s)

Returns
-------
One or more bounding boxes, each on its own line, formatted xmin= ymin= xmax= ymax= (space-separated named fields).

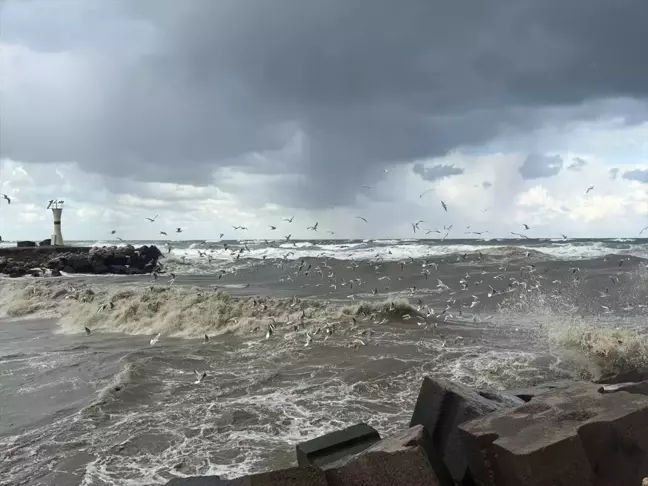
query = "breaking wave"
xmin=496 ymin=264 xmax=648 ymax=376
xmin=0 ymin=279 xmax=420 ymax=338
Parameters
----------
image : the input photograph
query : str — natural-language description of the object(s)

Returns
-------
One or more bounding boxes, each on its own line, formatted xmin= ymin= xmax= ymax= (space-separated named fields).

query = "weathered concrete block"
xmin=325 ymin=425 xmax=441 ymax=486
xmin=409 ymin=376 xmax=524 ymax=485
xmin=166 ymin=466 xmax=327 ymax=485
xmin=595 ymin=369 xmax=648 ymax=385
xmin=17 ymin=240 xmax=36 ymax=247
xmin=296 ymin=423 xmax=381 ymax=468
xmin=459 ymin=381 xmax=648 ymax=486
xmin=505 ymin=380 xmax=576 ymax=402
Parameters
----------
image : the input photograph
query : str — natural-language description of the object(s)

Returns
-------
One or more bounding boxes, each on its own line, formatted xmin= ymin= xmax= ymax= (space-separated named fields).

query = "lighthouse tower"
xmin=50 ymin=200 xmax=64 ymax=246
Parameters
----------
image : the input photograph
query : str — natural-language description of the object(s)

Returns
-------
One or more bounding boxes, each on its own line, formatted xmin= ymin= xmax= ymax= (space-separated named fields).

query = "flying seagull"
xmin=176 ymin=228 xmax=182 ymax=233
xmin=355 ymin=216 xmax=368 ymax=223
xmin=640 ymin=226 xmax=648 ymax=236
xmin=150 ymin=332 xmax=161 ymax=346
xmin=193 ymin=369 xmax=207 ymax=384
xmin=47 ymin=199 xmax=54 ymax=209
xmin=585 ymin=185 xmax=595 ymax=194
xmin=284 ymin=216 xmax=294 ymax=223
xmin=523 ymin=224 xmax=530 ymax=230
xmin=160 ymin=231 xmax=167 ymax=236
xmin=307 ymin=222 xmax=319 ymax=231
xmin=111 ymin=230 xmax=116 ymax=234
xmin=1 ymin=194 xmax=11 ymax=204
xmin=269 ymin=225 xmax=277 ymax=230
xmin=441 ymin=201 xmax=448 ymax=212
xmin=145 ymin=214 xmax=159 ymax=223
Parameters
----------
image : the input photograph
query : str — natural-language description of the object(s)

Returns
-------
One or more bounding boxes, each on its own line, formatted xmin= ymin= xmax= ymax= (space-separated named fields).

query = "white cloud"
xmin=1 ymin=117 xmax=647 ymax=241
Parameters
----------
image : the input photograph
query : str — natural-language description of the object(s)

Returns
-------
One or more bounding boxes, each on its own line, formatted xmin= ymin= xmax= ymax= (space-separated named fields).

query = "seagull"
xmin=117 ymin=237 xmax=124 ymax=242
xmin=419 ymin=189 xmax=434 ymax=198
xmin=1 ymin=194 xmax=11 ymax=204
xmin=307 ymin=222 xmax=319 ymax=231
xmin=640 ymin=226 xmax=648 ymax=236
xmin=585 ymin=185 xmax=595 ymax=194
xmin=111 ymin=230 xmax=116 ymax=234
xmin=150 ymin=332 xmax=161 ymax=346
xmin=284 ymin=216 xmax=294 ymax=223
xmin=84 ymin=326 xmax=91 ymax=336
xmin=560 ymin=234 xmax=568 ymax=239
xmin=355 ymin=216 xmax=368 ymax=223
xmin=145 ymin=214 xmax=159 ymax=223
xmin=523 ymin=224 xmax=530 ymax=230
xmin=193 ymin=369 xmax=207 ymax=384
xmin=269 ymin=225 xmax=277 ymax=230
xmin=441 ymin=200 xmax=448 ymax=212
xmin=160 ymin=231 xmax=167 ymax=236
xmin=47 ymin=199 xmax=55 ymax=209
xmin=176 ymin=228 xmax=182 ymax=233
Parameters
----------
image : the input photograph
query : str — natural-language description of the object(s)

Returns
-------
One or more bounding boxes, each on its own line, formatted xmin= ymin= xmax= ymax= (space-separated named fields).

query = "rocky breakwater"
xmin=0 ymin=245 xmax=163 ymax=277
xmin=168 ymin=369 xmax=648 ymax=486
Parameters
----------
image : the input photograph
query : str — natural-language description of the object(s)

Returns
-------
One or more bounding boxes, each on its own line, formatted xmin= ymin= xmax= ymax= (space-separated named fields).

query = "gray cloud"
xmin=609 ymin=167 xmax=620 ymax=180
xmin=567 ymin=157 xmax=588 ymax=171
xmin=519 ymin=154 xmax=563 ymax=179
xmin=413 ymin=163 xmax=464 ymax=182
xmin=1 ymin=0 xmax=648 ymax=208
xmin=622 ymin=169 xmax=648 ymax=183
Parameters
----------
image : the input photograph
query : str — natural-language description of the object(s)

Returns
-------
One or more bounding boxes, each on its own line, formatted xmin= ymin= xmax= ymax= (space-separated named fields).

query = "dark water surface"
xmin=1 ymin=240 xmax=647 ymax=485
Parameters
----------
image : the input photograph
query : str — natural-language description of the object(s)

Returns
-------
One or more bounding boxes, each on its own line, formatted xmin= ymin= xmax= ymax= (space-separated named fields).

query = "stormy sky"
xmin=1 ymin=0 xmax=647 ymax=240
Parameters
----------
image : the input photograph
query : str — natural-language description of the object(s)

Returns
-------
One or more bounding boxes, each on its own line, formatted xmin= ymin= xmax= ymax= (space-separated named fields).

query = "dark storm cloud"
xmin=622 ymin=169 xmax=648 ymax=183
xmin=413 ymin=163 xmax=464 ymax=182
xmin=567 ymin=157 xmax=588 ymax=171
xmin=2 ymin=0 xmax=648 ymax=208
xmin=519 ymin=154 xmax=563 ymax=179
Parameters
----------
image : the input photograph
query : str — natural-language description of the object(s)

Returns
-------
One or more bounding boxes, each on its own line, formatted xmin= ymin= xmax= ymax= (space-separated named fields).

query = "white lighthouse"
xmin=50 ymin=200 xmax=64 ymax=246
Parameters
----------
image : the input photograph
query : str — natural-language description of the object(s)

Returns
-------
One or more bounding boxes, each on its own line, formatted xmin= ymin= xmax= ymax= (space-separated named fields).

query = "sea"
xmin=0 ymin=237 xmax=647 ymax=485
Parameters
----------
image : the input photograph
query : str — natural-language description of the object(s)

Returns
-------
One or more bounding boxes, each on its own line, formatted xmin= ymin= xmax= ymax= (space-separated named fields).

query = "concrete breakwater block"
xmin=324 ymin=425 xmax=442 ymax=486
xmin=459 ymin=381 xmax=648 ymax=486
xmin=409 ymin=376 xmax=525 ymax=485
xmin=295 ymin=423 xmax=381 ymax=468
xmin=166 ymin=466 xmax=328 ymax=485
xmin=505 ymin=380 xmax=576 ymax=403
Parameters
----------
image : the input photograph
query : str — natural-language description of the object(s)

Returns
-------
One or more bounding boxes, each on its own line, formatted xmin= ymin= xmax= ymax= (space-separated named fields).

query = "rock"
xmin=0 ymin=245 xmax=163 ymax=276
xmin=166 ymin=466 xmax=328 ymax=485
xmin=595 ymin=369 xmax=648 ymax=385
xmin=459 ymin=381 xmax=648 ymax=486
xmin=324 ymin=425 xmax=443 ymax=486
xmin=51 ymin=269 xmax=61 ymax=277
xmin=296 ymin=423 xmax=381 ymax=468
xmin=409 ymin=376 xmax=525 ymax=485
xmin=505 ymin=380 xmax=577 ymax=402
xmin=39 ymin=239 xmax=51 ymax=246
xmin=17 ymin=241 xmax=36 ymax=247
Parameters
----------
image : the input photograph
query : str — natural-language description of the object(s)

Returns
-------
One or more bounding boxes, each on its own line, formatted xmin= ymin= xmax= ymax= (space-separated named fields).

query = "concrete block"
xmin=296 ymin=423 xmax=380 ymax=468
xmin=17 ymin=240 xmax=36 ymax=247
xmin=409 ymin=376 xmax=524 ymax=485
xmin=459 ymin=381 xmax=648 ymax=486
xmin=505 ymin=380 xmax=576 ymax=402
xmin=166 ymin=466 xmax=327 ymax=485
xmin=325 ymin=425 xmax=441 ymax=486
xmin=595 ymin=369 xmax=648 ymax=385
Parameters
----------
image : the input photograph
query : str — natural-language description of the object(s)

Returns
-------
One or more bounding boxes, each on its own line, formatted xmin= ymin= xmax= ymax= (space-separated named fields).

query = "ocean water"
xmin=0 ymin=238 xmax=647 ymax=485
